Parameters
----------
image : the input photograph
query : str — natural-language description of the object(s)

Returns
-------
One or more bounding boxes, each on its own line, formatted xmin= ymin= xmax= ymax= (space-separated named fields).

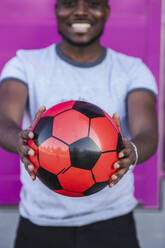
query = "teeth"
xmin=72 ymin=23 xmax=91 ymax=29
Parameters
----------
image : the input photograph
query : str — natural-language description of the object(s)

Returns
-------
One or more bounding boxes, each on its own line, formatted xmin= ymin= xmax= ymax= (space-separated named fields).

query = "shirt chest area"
xmin=30 ymin=66 xmax=127 ymax=119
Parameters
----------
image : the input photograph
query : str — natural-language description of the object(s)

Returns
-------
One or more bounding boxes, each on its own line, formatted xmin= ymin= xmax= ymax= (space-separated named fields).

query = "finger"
xmin=19 ymin=144 xmax=35 ymax=157
xmin=114 ymin=157 xmax=130 ymax=170
xmin=113 ymin=157 xmax=131 ymax=170
xmin=114 ymin=168 xmax=129 ymax=179
xmin=20 ymin=130 xmax=34 ymax=140
xmin=113 ymin=162 xmax=120 ymax=170
xmin=109 ymin=168 xmax=126 ymax=187
xmin=112 ymin=113 xmax=123 ymax=137
xmin=28 ymin=165 xmax=36 ymax=181
xmin=32 ymin=106 xmax=46 ymax=126
xmin=122 ymin=138 xmax=130 ymax=147
xmin=20 ymin=156 xmax=32 ymax=169
xmin=118 ymin=148 xmax=130 ymax=159
xmin=21 ymin=156 xmax=36 ymax=180
xmin=22 ymin=138 xmax=28 ymax=145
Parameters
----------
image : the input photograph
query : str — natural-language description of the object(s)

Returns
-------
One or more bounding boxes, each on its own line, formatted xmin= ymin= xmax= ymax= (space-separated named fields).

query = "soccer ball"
xmin=28 ymin=101 xmax=123 ymax=197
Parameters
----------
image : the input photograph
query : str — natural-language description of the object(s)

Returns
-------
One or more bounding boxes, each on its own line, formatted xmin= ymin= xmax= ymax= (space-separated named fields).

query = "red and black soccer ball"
xmin=28 ymin=101 xmax=123 ymax=197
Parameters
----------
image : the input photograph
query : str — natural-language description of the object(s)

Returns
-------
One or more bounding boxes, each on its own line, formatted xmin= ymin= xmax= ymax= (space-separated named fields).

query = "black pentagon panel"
xmin=37 ymin=166 xmax=62 ymax=190
xmin=73 ymin=101 xmax=105 ymax=118
xmin=33 ymin=117 xmax=54 ymax=147
xmin=69 ymin=137 xmax=101 ymax=170
xmin=117 ymin=133 xmax=124 ymax=153
xmin=83 ymin=181 xmax=108 ymax=196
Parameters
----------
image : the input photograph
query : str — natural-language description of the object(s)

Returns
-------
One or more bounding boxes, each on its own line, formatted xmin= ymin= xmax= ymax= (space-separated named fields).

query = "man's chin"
xmin=59 ymin=30 xmax=104 ymax=47
xmin=63 ymin=39 xmax=95 ymax=47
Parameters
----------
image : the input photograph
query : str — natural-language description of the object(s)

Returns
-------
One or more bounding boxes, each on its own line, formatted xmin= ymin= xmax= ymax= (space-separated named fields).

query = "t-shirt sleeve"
xmin=127 ymin=59 xmax=158 ymax=97
xmin=0 ymin=51 xmax=28 ymax=87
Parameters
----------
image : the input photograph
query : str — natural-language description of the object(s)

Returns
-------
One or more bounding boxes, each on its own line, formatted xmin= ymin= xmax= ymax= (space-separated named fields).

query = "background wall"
xmin=0 ymin=0 xmax=165 ymax=248
xmin=0 ymin=0 xmax=162 ymax=208
xmin=162 ymin=0 xmax=165 ymax=174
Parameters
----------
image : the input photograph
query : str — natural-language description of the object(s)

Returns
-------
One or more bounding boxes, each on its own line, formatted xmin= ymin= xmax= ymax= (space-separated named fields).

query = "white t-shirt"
xmin=0 ymin=44 xmax=157 ymax=226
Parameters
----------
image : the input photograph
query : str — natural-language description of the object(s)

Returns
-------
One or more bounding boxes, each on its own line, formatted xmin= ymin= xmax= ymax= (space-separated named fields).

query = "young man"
xmin=0 ymin=0 xmax=158 ymax=247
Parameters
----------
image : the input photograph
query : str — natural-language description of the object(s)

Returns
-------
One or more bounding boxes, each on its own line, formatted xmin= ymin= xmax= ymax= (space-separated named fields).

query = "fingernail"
xmin=31 ymin=175 xmax=36 ymax=181
xmin=28 ymin=132 xmax=34 ymax=139
xmin=119 ymin=152 xmax=124 ymax=159
xmin=114 ymin=112 xmax=119 ymax=117
xmin=111 ymin=175 xmax=118 ymax=180
xmin=28 ymin=149 xmax=35 ymax=156
xmin=41 ymin=106 xmax=46 ymax=110
xmin=28 ymin=164 xmax=34 ymax=171
xmin=114 ymin=163 xmax=120 ymax=169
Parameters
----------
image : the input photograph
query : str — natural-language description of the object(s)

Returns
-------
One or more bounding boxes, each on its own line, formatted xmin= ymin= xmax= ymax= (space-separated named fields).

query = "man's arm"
xmin=110 ymin=90 xmax=158 ymax=186
xmin=127 ymin=90 xmax=158 ymax=163
xmin=0 ymin=81 xmax=28 ymax=153
xmin=0 ymin=81 xmax=45 ymax=180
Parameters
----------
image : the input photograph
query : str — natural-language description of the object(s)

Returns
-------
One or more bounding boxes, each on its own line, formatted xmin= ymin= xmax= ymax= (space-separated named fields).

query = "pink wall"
xmin=0 ymin=0 xmax=161 ymax=207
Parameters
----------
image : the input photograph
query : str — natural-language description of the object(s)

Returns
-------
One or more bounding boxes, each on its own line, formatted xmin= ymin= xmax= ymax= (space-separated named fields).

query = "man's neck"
xmin=59 ymin=40 xmax=104 ymax=63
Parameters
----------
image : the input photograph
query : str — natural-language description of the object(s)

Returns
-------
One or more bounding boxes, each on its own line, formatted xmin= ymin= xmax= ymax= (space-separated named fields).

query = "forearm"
xmin=127 ymin=91 xmax=158 ymax=165
xmin=0 ymin=116 xmax=21 ymax=154
xmin=130 ymin=129 xmax=158 ymax=164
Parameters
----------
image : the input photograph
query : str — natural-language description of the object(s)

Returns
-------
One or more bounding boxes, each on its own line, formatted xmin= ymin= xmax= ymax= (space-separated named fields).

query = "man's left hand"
xmin=109 ymin=113 xmax=137 ymax=187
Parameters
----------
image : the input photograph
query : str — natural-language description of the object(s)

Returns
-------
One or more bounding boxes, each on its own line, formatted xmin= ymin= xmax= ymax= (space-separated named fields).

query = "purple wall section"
xmin=0 ymin=0 xmax=161 ymax=207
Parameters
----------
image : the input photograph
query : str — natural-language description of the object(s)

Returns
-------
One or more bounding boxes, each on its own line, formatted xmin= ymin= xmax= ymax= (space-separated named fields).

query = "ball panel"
xmin=58 ymin=167 xmax=94 ymax=192
xmin=54 ymin=190 xmax=84 ymax=197
xmin=104 ymin=112 xmax=121 ymax=133
xmin=73 ymin=101 xmax=105 ymax=118
xmin=28 ymin=139 xmax=39 ymax=174
xmin=38 ymin=137 xmax=70 ymax=175
xmin=53 ymin=109 xmax=89 ymax=144
xmin=33 ymin=117 xmax=54 ymax=146
xmin=37 ymin=166 xmax=62 ymax=190
xmin=83 ymin=181 xmax=108 ymax=196
xmin=93 ymin=152 xmax=118 ymax=182
xmin=69 ymin=137 xmax=101 ymax=170
xmin=41 ymin=101 xmax=75 ymax=118
xmin=89 ymin=117 xmax=118 ymax=152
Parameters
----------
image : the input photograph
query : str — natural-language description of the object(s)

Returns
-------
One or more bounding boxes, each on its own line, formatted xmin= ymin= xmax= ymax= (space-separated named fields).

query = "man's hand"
xmin=16 ymin=106 xmax=46 ymax=181
xmin=109 ymin=113 xmax=137 ymax=187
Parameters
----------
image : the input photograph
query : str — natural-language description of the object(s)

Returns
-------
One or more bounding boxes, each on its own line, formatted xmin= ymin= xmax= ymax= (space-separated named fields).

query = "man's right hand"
xmin=17 ymin=106 xmax=46 ymax=181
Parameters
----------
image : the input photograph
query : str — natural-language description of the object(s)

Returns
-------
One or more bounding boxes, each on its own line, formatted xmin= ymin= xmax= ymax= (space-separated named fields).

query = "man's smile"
xmin=71 ymin=23 xmax=92 ymax=33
